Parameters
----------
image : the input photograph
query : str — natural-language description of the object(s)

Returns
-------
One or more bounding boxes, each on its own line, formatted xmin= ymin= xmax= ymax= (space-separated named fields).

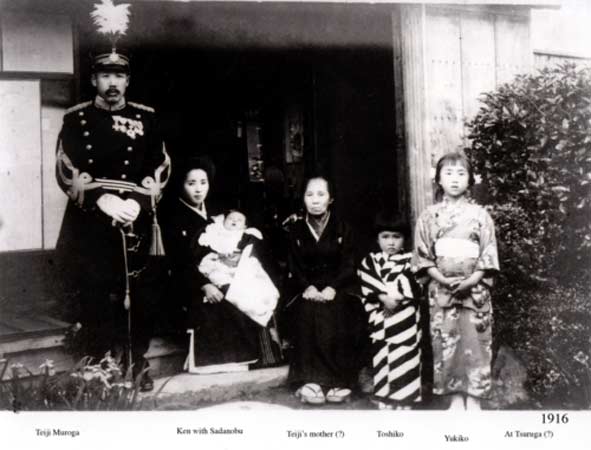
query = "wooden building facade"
xmin=0 ymin=0 xmax=558 ymax=367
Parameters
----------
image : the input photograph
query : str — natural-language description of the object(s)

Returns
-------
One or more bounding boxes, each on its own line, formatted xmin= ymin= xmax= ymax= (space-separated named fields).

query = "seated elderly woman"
xmin=284 ymin=174 xmax=365 ymax=405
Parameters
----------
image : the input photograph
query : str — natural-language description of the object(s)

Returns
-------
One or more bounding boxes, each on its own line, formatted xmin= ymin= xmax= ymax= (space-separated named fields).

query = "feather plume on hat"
xmin=91 ymin=0 xmax=131 ymax=52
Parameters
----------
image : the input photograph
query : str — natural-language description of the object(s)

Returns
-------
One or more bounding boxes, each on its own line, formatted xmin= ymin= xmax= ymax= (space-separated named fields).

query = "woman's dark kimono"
xmin=286 ymin=214 xmax=364 ymax=388
xmin=161 ymin=199 xmax=275 ymax=367
xmin=159 ymin=198 xmax=209 ymax=334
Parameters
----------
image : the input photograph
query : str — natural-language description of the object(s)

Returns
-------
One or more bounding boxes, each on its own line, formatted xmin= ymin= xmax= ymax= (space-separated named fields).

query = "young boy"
xmin=357 ymin=211 xmax=422 ymax=409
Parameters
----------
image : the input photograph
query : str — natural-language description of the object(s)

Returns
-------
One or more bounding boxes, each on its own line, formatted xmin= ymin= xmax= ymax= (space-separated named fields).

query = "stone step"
xmin=142 ymin=365 xmax=289 ymax=410
xmin=144 ymin=336 xmax=186 ymax=378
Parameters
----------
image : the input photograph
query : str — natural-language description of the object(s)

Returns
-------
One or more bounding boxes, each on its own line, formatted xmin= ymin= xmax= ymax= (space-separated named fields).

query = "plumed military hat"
xmin=90 ymin=0 xmax=131 ymax=73
xmin=91 ymin=51 xmax=130 ymax=73
xmin=91 ymin=50 xmax=130 ymax=73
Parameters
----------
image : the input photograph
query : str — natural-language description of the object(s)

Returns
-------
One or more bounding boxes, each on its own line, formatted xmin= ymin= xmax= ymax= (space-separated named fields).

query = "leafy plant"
xmin=467 ymin=63 xmax=591 ymax=284
xmin=494 ymin=283 xmax=591 ymax=408
xmin=0 ymin=354 xmax=145 ymax=411
xmin=466 ymin=62 xmax=591 ymax=408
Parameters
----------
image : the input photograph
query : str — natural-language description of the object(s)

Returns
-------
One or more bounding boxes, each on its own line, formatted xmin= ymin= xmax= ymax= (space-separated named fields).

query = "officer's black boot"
xmin=132 ymin=357 xmax=153 ymax=392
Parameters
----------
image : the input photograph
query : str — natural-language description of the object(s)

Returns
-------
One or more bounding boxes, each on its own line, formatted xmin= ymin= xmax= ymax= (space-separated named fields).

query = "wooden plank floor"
xmin=0 ymin=311 xmax=184 ymax=379
xmin=0 ymin=314 xmax=69 ymax=343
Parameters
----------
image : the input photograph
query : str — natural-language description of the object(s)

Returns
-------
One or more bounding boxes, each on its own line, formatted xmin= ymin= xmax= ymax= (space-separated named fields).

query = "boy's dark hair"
xmin=374 ymin=210 xmax=410 ymax=237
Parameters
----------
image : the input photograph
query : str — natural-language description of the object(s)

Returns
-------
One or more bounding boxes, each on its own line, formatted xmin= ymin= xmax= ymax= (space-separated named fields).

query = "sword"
xmin=119 ymin=225 xmax=133 ymax=379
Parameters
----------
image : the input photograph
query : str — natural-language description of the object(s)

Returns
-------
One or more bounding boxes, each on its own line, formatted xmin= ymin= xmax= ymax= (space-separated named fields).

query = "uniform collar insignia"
xmin=94 ymin=95 xmax=126 ymax=111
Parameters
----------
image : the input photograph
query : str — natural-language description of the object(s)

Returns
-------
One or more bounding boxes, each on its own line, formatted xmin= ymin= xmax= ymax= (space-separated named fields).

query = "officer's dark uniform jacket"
xmin=56 ymin=96 xmax=169 ymax=213
xmin=55 ymin=95 xmax=170 ymax=360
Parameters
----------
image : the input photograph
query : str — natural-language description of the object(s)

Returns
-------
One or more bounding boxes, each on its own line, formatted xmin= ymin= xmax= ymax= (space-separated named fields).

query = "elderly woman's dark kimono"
xmin=286 ymin=214 xmax=364 ymax=388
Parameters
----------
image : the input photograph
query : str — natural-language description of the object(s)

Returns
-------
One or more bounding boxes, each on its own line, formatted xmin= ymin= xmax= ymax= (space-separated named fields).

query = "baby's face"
xmin=223 ymin=212 xmax=247 ymax=231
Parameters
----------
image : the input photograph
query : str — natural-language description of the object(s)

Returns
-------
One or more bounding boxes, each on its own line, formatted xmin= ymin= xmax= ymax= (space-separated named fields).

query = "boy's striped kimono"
xmin=358 ymin=251 xmax=422 ymax=405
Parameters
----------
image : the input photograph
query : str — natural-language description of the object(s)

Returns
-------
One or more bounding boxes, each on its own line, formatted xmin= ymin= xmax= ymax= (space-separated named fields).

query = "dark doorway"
xmin=76 ymin=1 xmax=401 ymax=253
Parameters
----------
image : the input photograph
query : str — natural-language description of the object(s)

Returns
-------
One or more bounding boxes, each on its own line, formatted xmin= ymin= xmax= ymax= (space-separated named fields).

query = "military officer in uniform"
xmin=55 ymin=51 xmax=170 ymax=391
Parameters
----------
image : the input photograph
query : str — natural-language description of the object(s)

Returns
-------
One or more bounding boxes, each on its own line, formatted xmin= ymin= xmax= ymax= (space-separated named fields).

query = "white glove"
xmin=123 ymin=198 xmax=141 ymax=221
xmin=96 ymin=194 xmax=140 ymax=224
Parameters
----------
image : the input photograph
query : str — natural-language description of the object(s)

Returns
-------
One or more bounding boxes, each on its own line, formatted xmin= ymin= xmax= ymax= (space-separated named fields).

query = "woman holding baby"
xmin=161 ymin=158 xmax=274 ymax=374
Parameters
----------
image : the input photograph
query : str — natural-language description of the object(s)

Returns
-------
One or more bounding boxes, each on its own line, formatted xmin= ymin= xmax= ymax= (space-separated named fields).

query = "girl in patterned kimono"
xmin=358 ymin=211 xmax=422 ymax=409
xmin=413 ymin=152 xmax=499 ymax=410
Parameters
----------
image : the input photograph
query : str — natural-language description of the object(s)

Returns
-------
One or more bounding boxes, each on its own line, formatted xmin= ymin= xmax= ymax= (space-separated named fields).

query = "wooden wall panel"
xmin=0 ymin=80 xmax=42 ymax=251
xmin=391 ymin=9 xmax=409 ymax=217
xmin=425 ymin=9 xmax=464 ymax=164
xmin=400 ymin=5 xmax=432 ymax=221
xmin=41 ymin=105 xmax=67 ymax=249
xmin=495 ymin=13 xmax=532 ymax=85
xmin=1 ymin=13 xmax=74 ymax=73
xmin=460 ymin=11 xmax=497 ymax=128
xmin=534 ymin=51 xmax=591 ymax=69
xmin=399 ymin=4 xmax=532 ymax=220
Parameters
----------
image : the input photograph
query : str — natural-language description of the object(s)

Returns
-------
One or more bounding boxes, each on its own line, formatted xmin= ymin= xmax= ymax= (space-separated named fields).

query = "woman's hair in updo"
xmin=173 ymin=155 xmax=216 ymax=194
xmin=300 ymin=172 xmax=336 ymax=202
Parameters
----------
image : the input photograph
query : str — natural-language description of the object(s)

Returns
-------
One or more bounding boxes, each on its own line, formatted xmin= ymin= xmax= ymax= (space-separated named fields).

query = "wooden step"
xmin=0 ymin=315 xmax=70 ymax=369
xmin=1 ymin=347 xmax=74 ymax=380
xmin=0 ymin=314 xmax=72 ymax=380
xmin=0 ymin=332 xmax=185 ymax=380
xmin=0 ymin=315 xmax=69 ymax=353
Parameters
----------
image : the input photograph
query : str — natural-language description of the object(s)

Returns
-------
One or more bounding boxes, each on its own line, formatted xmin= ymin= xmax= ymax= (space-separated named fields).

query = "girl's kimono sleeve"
xmin=412 ymin=211 xmax=436 ymax=279
xmin=476 ymin=208 xmax=500 ymax=287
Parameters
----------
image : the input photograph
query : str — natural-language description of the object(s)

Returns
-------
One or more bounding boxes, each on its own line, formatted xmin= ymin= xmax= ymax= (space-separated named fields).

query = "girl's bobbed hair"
xmin=374 ymin=209 xmax=410 ymax=237
xmin=434 ymin=152 xmax=475 ymax=198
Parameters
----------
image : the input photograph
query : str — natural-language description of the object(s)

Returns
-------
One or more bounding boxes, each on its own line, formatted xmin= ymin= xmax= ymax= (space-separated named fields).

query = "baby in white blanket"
xmin=197 ymin=210 xmax=278 ymax=326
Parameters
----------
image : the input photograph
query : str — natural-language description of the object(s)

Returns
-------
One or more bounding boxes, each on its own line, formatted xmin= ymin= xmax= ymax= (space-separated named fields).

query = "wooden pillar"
xmin=396 ymin=4 xmax=532 ymax=224
xmin=398 ymin=4 xmax=433 ymax=223
xmin=391 ymin=9 xmax=408 ymax=218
